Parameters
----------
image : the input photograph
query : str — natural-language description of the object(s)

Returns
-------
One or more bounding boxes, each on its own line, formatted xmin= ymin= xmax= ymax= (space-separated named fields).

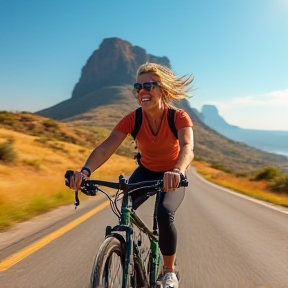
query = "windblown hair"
xmin=136 ymin=62 xmax=194 ymax=104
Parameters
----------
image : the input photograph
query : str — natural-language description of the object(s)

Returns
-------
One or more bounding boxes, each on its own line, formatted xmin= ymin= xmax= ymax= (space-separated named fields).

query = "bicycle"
xmin=65 ymin=171 xmax=188 ymax=288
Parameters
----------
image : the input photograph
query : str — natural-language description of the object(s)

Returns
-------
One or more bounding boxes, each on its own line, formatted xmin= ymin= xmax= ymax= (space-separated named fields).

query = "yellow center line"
xmin=0 ymin=200 xmax=110 ymax=272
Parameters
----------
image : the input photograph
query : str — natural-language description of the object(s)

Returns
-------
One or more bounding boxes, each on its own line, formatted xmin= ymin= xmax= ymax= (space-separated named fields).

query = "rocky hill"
xmin=36 ymin=37 xmax=288 ymax=173
xmin=37 ymin=38 xmax=169 ymax=122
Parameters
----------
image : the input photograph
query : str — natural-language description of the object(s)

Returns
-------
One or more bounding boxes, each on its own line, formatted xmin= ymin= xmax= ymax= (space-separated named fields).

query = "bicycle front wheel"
xmin=90 ymin=236 xmax=124 ymax=288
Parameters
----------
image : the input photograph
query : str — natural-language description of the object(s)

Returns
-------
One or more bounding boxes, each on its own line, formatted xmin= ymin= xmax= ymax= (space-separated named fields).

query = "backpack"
xmin=131 ymin=107 xmax=178 ymax=163
xmin=131 ymin=107 xmax=178 ymax=140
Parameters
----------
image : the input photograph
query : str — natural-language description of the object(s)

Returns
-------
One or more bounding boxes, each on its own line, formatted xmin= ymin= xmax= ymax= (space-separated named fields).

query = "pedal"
xmin=175 ymin=270 xmax=180 ymax=281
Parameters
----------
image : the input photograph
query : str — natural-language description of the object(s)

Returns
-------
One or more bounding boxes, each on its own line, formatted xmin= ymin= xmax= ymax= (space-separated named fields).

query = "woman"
xmin=67 ymin=62 xmax=194 ymax=288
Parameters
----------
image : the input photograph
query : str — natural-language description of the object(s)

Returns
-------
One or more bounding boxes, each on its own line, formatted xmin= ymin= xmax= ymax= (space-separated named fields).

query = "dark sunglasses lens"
xmin=134 ymin=83 xmax=142 ymax=92
xmin=143 ymin=83 xmax=153 ymax=91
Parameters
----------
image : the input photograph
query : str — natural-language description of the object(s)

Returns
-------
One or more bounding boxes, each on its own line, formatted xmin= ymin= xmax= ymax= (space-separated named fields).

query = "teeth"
xmin=142 ymin=98 xmax=150 ymax=102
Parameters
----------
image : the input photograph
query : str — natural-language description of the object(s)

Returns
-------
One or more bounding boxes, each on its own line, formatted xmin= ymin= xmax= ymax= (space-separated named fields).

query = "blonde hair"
xmin=136 ymin=62 xmax=194 ymax=104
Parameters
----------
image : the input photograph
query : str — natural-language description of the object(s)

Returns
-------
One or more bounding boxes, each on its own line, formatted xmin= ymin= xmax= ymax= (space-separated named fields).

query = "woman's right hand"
xmin=65 ymin=170 xmax=87 ymax=191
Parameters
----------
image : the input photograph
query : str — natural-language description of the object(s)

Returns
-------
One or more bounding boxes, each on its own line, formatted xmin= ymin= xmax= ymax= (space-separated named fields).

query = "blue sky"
xmin=0 ymin=0 xmax=287 ymax=130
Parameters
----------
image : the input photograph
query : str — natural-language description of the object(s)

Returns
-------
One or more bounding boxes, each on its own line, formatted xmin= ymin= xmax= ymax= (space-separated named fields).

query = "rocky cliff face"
xmin=72 ymin=37 xmax=170 ymax=99
xmin=37 ymin=37 xmax=171 ymax=120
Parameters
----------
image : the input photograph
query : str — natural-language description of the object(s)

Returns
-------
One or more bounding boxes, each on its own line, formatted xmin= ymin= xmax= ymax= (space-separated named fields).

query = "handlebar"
xmin=65 ymin=170 xmax=188 ymax=197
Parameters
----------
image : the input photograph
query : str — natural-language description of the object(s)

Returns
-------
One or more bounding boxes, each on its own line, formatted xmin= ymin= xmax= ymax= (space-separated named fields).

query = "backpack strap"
xmin=131 ymin=107 xmax=142 ymax=139
xmin=167 ymin=108 xmax=178 ymax=139
xmin=131 ymin=107 xmax=178 ymax=139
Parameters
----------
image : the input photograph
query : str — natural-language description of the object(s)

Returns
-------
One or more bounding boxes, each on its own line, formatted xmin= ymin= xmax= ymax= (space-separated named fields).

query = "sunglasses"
xmin=133 ymin=81 xmax=160 ymax=93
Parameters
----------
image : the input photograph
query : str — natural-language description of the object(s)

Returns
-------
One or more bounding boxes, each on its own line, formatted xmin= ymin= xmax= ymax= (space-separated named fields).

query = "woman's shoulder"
xmin=174 ymin=108 xmax=193 ymax=127
xmin=114 ymin=110 xmax=137 ymax=133
xmin=174 ymin=108 xmax=190 ymax=118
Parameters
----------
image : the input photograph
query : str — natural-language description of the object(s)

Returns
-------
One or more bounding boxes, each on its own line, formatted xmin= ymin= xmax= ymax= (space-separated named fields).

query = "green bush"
xmin=0 ymin=141 xmax=17 ymax=162
xmin=254 ymin=166 xmax=281 ymax=181
xmin=269 ymin=175 xmax=288 ymax=193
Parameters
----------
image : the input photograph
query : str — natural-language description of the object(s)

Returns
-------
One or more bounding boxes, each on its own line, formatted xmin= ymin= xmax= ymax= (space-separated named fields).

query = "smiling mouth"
xmin=141 ymin=97 xmax=150 ymax=102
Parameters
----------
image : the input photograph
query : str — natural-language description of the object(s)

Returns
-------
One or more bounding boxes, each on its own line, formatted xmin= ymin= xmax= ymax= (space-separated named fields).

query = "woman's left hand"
xmin=163 ymin=171 xmax=181 ymax=192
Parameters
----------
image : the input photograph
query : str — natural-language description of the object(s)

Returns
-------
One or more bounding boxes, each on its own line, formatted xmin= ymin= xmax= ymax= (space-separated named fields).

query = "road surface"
xmin=1 ymin=168 xmax=288 ymax=287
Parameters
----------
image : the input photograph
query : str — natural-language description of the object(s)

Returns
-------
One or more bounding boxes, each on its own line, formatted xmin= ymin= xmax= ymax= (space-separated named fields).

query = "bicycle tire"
xmin=132 ymin=243 xmax=149 ymax=288
xmin=90 ymin=236 xmax=124 ymax=288
xmin=90 ymin=236 xmax=148 ymax=288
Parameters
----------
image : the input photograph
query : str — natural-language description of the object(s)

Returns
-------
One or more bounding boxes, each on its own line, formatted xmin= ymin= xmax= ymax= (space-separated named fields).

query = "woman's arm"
xmin=83 ymin=129 xmax=127 ymax=173
xmin=174 ymin=127 xmax=194 ymax=174
xmin=67 ymin=130 xmax=127 ymax=191
xmin=163 ymin=127 xmax=194 ymax=192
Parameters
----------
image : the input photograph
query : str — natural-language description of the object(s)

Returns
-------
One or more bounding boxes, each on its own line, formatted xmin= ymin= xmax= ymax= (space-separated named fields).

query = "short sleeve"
xmin=174 ymin=109 xmax=193 ymax=131
xmin=114 ymin=111 xmax=136 ymax=134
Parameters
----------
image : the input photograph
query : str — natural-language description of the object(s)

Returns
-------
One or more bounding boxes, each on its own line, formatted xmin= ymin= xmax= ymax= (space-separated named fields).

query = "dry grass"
xmin=1 ymin=125 xmax=287 ymax=232
xmin=192 ymin=161 xmax=288 ymax=207
xmin=0 ymin=128 xmax=136 ymax=231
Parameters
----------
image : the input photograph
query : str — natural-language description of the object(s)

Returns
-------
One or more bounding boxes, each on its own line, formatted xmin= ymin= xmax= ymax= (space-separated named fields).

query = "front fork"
xmin=105 ymin=223 xmax=134 ymax=288
xmin=149 ymin=239 xmax=161 ymax=288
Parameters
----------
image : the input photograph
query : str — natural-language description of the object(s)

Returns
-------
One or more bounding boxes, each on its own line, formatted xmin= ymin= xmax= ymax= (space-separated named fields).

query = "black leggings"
xmin=128 ymin=165 xmax=185 ymax=256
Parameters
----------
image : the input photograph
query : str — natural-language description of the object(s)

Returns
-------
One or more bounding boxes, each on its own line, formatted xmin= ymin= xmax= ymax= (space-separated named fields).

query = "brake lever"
xmin=74 ymin=191 xmax=80 ymax=209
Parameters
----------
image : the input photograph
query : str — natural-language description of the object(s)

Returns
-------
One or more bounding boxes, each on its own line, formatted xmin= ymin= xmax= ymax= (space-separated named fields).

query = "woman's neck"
xmin=143 ymin=103 xmax=166 ymax=120
xmin=144 ymin=106 xmax=166 ymax=136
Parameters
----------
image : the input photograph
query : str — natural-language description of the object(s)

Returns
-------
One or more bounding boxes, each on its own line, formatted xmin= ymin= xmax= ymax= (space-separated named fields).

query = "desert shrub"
xmin=210 ymin=162 xmax=232 ymax=173
xmin=254 ymin=166 xmax=281 ymax=181
xmin=20 ymin=114 xmax=34 ymax=122
xmin=194 ymin=155 xmax=205 ymax=161
xmin=235 ymin=171 xmax=250 ymax=178
xmin=48 ymin=142 xmax=68 ymax=153
xmin=34 ymin=137 xmax=50 ymax=144
xmin=0 ymin=111 xmax=14 ymax=125
xmin=26 ymin=123 xmax=36 ymax=130
xmin=22 ymin=159 xmax=42 ymax=169
xmin=42 ymin=119 xmax=59 ymax=129
xmin=269 ymin=175 xmax=288 ymax=193
xmin=0 ymin=141 xmax=17 ymax=162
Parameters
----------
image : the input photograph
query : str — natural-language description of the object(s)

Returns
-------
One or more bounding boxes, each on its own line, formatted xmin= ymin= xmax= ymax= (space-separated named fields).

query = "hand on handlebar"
xmin=163 ymin=171 xmax=182 ymax=192
xmin=65 ymin=170 xmax=89 ymax=191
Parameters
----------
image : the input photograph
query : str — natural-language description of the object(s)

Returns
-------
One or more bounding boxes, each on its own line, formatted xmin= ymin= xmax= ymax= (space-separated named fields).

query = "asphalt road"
xmin=0 ymin=168 xmax=288 ymax=288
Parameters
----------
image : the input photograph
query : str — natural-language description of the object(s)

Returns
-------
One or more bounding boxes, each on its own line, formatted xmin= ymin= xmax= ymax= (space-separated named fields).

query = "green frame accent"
xmin=112 ymin=190 xmax=161 ymax=288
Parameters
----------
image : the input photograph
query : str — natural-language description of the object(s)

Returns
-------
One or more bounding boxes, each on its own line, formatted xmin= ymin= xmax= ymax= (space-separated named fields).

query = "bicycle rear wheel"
xmin=90 ymin=236 xmax=124 ymax=288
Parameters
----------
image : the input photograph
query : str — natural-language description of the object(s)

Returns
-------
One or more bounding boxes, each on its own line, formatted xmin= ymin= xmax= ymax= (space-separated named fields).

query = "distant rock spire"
xmin=71 ymin=37 xmax=170 ymax=99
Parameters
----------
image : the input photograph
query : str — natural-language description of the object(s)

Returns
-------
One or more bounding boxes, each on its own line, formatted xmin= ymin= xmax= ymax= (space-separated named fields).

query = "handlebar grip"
xmin=179 ymin=179 xmax=188 ymax=187
xmin=179 ymin=174 xmax=188 ymax=187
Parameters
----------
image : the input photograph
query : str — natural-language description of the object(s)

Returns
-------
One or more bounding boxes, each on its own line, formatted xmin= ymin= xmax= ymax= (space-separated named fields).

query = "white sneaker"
xmin=162 ymin=272 xmax=179 ymax=288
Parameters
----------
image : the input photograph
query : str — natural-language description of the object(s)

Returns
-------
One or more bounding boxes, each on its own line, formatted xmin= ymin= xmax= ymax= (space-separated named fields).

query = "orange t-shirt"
xmin=114 ymin=106 xmax=193 ymax=172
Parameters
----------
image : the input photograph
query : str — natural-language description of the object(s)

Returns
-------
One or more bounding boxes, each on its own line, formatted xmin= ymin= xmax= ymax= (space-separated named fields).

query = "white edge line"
xmin=191 ymin=168 xmax=288 ymax=215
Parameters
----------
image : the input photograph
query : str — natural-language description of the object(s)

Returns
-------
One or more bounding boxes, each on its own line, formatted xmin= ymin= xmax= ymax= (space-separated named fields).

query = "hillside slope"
xmin=0 ymin=125 xmax=136 ymax=231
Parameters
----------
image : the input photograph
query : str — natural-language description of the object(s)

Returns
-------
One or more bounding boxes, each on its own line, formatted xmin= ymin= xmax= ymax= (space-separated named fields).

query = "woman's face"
xmin=136 ymin=73 xmax=163 ymax=111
